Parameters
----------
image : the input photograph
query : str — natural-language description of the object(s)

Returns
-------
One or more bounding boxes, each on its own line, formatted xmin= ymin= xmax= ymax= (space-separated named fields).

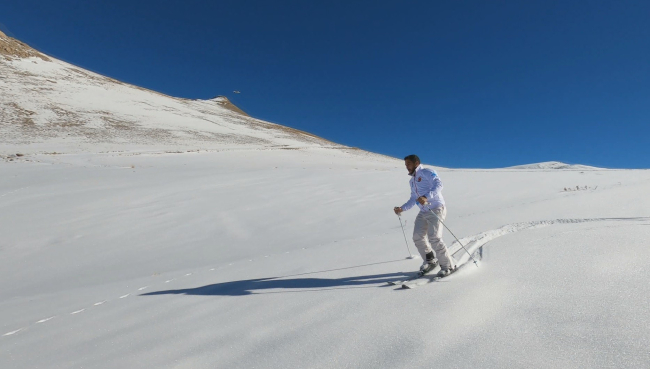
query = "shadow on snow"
xmin=140 ymin=272 xmax=411 ymax=296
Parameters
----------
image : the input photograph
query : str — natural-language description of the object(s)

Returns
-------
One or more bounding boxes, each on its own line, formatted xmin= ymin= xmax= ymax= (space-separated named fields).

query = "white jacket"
xmin=400 ymin=164 xmax=445 ymax=212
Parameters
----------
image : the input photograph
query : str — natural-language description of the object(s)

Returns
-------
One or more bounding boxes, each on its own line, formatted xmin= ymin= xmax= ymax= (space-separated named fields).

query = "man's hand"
xmin=417 ymin=196 xmax=427 ymax=205
xmin=393 ymin=207 xmax=402 ymax=215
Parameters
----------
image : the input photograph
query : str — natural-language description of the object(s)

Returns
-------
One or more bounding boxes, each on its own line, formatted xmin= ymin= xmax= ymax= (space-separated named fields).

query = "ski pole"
xmin=426 ymin=204 xmax=479 ymax=267
xmin=397 ymin=214 xmax=417 ymax=259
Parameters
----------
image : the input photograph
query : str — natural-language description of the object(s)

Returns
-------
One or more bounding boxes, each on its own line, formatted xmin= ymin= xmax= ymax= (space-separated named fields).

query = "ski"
xmin=401 ymin=264 xmax=466 ymax=289
xmin=387 ymin=262 xmax=441 ymax=286
xmin=387 ymin=272 xmax=423 ymax=286
xmin=388 ymin=259 xmax=440 ymax=286
xmin=400 ymin=244 xmax=485 ymax=289
xmin=394 ymin=265 xmax=441 ymax=288
xmin=401 ymin=272 xmax=438 ymax=289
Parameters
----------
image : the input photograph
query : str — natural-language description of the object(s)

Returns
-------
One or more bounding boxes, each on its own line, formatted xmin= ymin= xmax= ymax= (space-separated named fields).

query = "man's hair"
xmin=403 ymin=154 xmax=420 ymax=164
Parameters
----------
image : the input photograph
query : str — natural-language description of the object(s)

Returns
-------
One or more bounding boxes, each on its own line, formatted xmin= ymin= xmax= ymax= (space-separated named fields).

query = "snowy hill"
xmin=0 ymin=30 xmax=357 ymax=157
xmin=507 ymin=161 xmax=602 ymax=170
xmin=1 ymin=32 xmax=649 ymax=368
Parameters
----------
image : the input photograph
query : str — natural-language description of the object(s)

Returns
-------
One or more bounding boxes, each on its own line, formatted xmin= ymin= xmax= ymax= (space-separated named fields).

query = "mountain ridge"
xmin=1 ymin=32 xmax=362 ymax=158
xmin=0 ymin=30 xmax=50 ymax=61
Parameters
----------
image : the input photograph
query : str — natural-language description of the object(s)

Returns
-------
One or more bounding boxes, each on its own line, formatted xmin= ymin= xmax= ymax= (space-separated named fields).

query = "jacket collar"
xmin=409 ymin=164 xmax=424 ymax=177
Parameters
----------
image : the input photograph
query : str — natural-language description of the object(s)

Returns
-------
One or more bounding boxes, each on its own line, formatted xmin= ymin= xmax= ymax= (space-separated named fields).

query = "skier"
xmin=393 ymin=155 xmax=457 ymax=276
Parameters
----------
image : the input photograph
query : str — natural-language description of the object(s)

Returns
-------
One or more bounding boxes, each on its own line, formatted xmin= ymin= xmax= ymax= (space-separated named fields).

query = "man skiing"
xmin=394 ymin=155 xmax=457 ymax=276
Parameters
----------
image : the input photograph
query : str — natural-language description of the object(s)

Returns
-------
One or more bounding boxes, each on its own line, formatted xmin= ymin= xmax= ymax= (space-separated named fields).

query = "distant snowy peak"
xmin=507 ymin=161 xmax=602 ymax=170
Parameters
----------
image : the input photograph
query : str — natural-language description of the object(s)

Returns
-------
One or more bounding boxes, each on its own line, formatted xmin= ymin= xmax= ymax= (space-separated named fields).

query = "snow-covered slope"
xmin=1 ymin=32 xmax=649 ymax=369
xmin=0 ymin=30 xmax=346 ymax=156
xmin=2 ymin=150 xmax=649 ymax=369
xmin=507 ymin=161 xmax=602 ymax=170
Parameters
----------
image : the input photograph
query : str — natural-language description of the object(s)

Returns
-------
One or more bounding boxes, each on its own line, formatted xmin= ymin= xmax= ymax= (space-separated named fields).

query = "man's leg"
xmin=425 ymin=207 xmax=456 ymax=270
xmin=412 ymin=212 xmax=435 ymax=262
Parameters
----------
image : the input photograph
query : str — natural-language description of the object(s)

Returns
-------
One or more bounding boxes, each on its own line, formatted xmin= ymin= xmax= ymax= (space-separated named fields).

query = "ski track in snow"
xmin=3 ymin=216 xmax=648 ymax=339
xmin=448 ymin=217 xmax=649 ymax=266
xmin=2 ymin=329 xmax=23 ymax=336
xmin=0 ymin=186 xmax=30 ymax=198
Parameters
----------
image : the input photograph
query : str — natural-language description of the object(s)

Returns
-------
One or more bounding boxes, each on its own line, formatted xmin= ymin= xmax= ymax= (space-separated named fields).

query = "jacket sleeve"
xmin=401 ymin=193 xmax=417 ymax=212
xmin=400 ymin=183 xmax=417 ymax=211
xmin=423 ymin=171 xmax=443 ymax=201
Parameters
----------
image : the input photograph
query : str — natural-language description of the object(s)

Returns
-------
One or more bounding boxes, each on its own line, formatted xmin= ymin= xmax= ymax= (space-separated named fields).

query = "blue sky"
xmin=1 ymin=1 xmax=648 ymax=168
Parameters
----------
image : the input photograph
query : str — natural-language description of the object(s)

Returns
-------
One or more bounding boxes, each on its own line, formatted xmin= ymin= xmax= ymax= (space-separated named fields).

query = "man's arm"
xmin=399 ymin=193 xmax=417 ymax=213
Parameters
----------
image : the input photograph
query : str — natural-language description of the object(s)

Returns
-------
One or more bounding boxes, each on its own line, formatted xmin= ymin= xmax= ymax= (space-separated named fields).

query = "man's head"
xmin=404 ymin=154 xmax=420 ymax=175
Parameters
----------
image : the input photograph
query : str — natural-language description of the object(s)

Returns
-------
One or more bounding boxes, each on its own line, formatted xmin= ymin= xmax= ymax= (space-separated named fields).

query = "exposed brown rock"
xmin=0 ymin=30 xmax=50 ymax=61
xmin=211 ymin=96 xmax=249 ymax=116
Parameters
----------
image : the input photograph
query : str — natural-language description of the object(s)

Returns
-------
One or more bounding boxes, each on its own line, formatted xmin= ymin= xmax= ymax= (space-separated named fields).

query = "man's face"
xmin=405 ymin=160 xmax=418 ymax=175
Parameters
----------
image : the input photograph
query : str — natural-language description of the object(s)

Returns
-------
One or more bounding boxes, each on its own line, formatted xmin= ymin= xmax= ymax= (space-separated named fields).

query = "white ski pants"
xmin=413 ymin=206 xmax=456 ymax=269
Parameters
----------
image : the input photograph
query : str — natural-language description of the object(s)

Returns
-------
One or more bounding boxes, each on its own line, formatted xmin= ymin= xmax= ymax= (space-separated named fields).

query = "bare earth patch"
xmin=0 ymin=31 xmax=50 ymax=61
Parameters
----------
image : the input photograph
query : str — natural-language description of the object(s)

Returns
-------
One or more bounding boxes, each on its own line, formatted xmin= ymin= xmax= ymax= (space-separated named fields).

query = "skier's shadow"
xmin=140 ymin=272 xmax=409 ymax=296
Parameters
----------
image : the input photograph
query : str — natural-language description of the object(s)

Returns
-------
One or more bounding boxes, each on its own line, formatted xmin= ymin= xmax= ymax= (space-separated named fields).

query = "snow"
xmin=1 ymin=149 xmax=649 ymax=368
xmin=507 ymin=161 xmax=602 ymax=170
xmin=2 ymin=50 xmax=649 ymax=368
xmin=0 ymin=56 xmax=342 ymax=156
